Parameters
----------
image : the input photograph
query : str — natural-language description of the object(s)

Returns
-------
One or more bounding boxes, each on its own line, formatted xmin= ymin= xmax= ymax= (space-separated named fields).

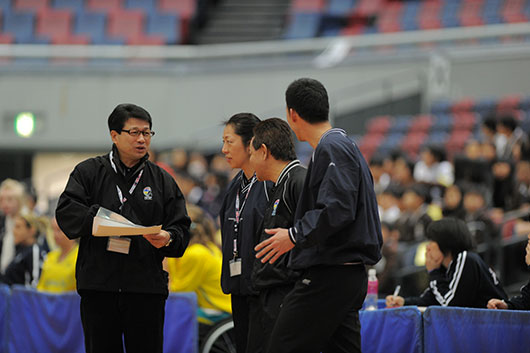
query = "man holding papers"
xmin=56 ymin=103 xmax=190 ymax=353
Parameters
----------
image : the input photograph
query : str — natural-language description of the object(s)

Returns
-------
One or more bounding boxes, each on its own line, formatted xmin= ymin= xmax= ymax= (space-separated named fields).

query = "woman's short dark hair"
xmin=223 ymin=113 xmax=261 ymax=147
xmin=426 ymin=218 xmax=473 ymax=257
xmin=252 ymin=118 xmax=297 ymax=162
xmin=285 ymin=78 xmax=329 ymax=124
xmin=108 ymin=103 xmax=152 ymax=132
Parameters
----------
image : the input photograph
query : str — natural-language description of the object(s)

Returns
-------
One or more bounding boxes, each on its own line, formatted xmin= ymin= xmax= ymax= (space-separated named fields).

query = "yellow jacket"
xmin=167 ymin=242 xmax=231 ymax=315
xmin=37 ymin=245 xmax=78 ymax=293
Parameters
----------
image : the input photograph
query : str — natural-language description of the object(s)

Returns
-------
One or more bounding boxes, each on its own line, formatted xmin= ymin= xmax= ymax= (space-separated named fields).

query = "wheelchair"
xmin=197 ymin=308 xmax=235 ymax=353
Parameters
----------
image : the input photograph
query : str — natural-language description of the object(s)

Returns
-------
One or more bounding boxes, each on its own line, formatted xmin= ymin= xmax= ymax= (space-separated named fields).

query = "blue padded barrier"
xmin=360 ymin=307 xmax=423 ymax=353
xmin=164 ymin=292 xmax=198 ymax=353
xmin=423 ymin=306 xmax=530 ymax=353
xmin=0 ymin=285 xmax=9 ymax=353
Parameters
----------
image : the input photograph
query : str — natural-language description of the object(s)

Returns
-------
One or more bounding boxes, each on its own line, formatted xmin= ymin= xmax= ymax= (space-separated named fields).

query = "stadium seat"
xmin=86 ymin=0 xmax=123 ymax=13
xmin=365 ymin=115 xmax=392 ymax=135
xmin=53 ymin=0 xmax=84 ymax=12
xmin=158 ymin=0 xmax=196 ymax=19
xmin=74 ymin=11 xmax=106 ymax=43
xmin=325 ymin=0 xmax=356 ymax=17
xmin=453 ymin=112 xmax=477 ymax=131
xmin=3 ymin=11 xmax=36 ymax=43
xmin=451 ymin=97 xmax=475 ymax=113
xmin=51 ymin=34 xmax=90 ymax=45
xmin=430 ymin=99 xmax=451 ymax=114
xmin=401 ymin=132 xmax=428 ymax=159
xmin=409 ymin=114 xmax=434 ymax=133
xmin=430 ymin=114 xmax=453 ymax=132
xmin=497 ymin=94 xmax=522 ymax=112
xmin=146 ymin=13 xmax=181 ymax=44
xmin=14 ymin=0 xmax=48 ymax=12
xmin=284 ymin=12 xmax=322 ymax=39
xmin=125 ymin=0 xmax=156 ymax=14
xmin=355 ymin=0 xmax=384 ymax=17
xmin=291 ymin=0 xmax=325 ymax=12
xmin=36 ymin=9 xmax=73 ymax=43
xmin=127 ymin=34 xmax=165 ymax=45
xmin=474 ymin=97 xmax=497 ymax=115
xmin=107 ymin=9 xmax=144 ymax=42
xmin=426 ymin=130 xmax=449 ymax=145
xmin=0 ymin=0 xmax=11 ymax=11
xmin=389 ymin=115 xmax=412 ymax=134
xmin=0 ymin=32 xmax=13 ymax=43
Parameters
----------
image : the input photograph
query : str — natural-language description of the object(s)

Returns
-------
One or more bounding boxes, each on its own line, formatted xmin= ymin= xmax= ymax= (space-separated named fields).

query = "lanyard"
xmin=233 ymin=174 xmax=257 ymax=257
xmin=110 ymin=150 xmax=144 ymax=206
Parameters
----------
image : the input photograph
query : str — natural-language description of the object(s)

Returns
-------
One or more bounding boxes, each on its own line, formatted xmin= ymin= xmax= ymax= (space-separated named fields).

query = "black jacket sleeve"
xmin=507 ymin=278 xmax=530 ymax=310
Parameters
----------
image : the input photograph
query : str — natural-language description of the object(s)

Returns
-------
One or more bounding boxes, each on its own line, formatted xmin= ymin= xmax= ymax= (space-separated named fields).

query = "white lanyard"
xmin=109 ymin=150 xmax=144 ymax=206
xmin=233 ymin=175 xmax=257 ymax=256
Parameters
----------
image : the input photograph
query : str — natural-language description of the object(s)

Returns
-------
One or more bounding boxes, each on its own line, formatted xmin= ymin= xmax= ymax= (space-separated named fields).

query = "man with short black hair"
xmin=255 ymin=78 xmax=383 ymax=353
xmin=56 ymin=103 xmax=190 ymax=353
xmin=247 ymin=117 xmax=306 ymax=353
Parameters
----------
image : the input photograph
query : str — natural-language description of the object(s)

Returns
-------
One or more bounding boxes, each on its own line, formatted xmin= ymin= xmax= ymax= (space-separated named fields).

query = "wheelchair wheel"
xmin=200 ymin=317 xmax=236 ymax=353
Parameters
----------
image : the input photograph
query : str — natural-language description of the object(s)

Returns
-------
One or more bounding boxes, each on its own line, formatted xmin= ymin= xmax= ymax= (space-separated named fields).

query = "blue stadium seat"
xmin=0 ymin=0 xmax=11 ymax=11
xmin=284 ymin=12 xmax=322 ymax=39
xmin=325 ymin=0 xmax=356 ymax=17
xmin=146 ymin=12 xmax=181 ymax=44
xmin=74 ymin=11 xmax=106 ymax=43
xmin=3 ymin=11 xmax=36 ymax=43
xmin=53 ymin=0 xmax=84 ymax=12
xmin=430 ymin=100 xmax=451 ymax=114
xmin=125 ymin=0 xmax=156 ymax=14
xmin=430 ymin=114 xmax=453 ymax=132
xmin=389 ymin=116 xmax=412 ymax=133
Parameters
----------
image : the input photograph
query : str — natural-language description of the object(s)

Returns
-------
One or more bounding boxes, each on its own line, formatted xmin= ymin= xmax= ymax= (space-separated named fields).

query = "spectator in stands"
xmin=37 ymin=217 xmax=78 ymax=293
xmin=166 ymin=204 xmax=231 ymax=341
xmin=386 ymin=218 xmax=507 ymax=308
xmin=481 ymin=115 xmax=498 ymax=146
xmin=170 ymin=147 xmax=189 ymax=174
xmin=369 ymin=154 xmax=391 ymax=194
xmin=413 ymin=144 xmax=454 ymax=187
xmin=199 ymin=171 xmax=228 ymax=218
xmin=480 ymin=141 xmax=498 ymax=163
xmin=377 ymin=184 xmax=403 ymax=225
xmin=56 ymin=103 xmax=190 ymax=353
xmin=0 ymin=212 xmax=48 ymax=287
xmin=395 ymin=183 xmax=432 ymax=244
xmin=0 ymin=178 xmax=27 ymax=275
xmin=497 ymin=114 xmax=529 ymax=160
xmin=487 ymin=232 xmax=530 ymax=310
xmin=246 ymin=117 xmax=306 ymax=353
xmin=391 ymin=155 xmax=416 ymax=189
xmin=442 ymin=184 xmax=465 ymax=219
xmin=491 ymin=158 xmax=518 ymax=212
xmin=218 ymin=113 xmax=270 ymax=353
xmin=514 ymin=155 xmax=530 ymax=208
xmin=375 ymin=221 xmax=402 ymax=296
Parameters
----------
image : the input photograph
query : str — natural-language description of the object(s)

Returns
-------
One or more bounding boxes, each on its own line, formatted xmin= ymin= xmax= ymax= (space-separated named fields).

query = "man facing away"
xmin=255 ymin=78 xmax=383 ymax=353
xmin=246 ymin=117 xmax=307 ymax=353
xmin=56 ymin=103 xmax=190 ymax=353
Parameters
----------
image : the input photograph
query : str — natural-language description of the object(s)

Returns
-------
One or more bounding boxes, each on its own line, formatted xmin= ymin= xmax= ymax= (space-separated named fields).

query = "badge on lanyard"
xmin=107 ymin=236 xmax=131 ymax=254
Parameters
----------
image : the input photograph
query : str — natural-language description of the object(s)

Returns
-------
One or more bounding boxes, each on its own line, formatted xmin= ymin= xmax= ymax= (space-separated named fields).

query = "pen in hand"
xmin=393 ymin=285 xmax=401 ymax=298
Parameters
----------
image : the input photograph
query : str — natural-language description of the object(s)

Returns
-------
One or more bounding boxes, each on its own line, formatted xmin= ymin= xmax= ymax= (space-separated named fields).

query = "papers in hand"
xmin=92 ymin=207 xmax=162 ymax=237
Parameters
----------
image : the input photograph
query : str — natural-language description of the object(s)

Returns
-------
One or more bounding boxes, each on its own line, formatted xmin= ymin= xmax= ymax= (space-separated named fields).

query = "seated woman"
xmin=1 ymin=212 xmax=48 ymax=287
xmin=386 ymin=218 xmax=507 ymax=308
xmin=37 ymin=217 xmax=78 ymax=293
xmin=487 ymin=232 xmax=530 ymax=310
xmin=166 ymin=204 xmax=231 ymax=333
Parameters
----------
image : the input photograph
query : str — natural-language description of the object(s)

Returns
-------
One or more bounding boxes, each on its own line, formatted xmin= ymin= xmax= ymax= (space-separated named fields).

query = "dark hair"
xmin=498 ymin=114 xmax=518 ymax=132
xmin=426 ymin=218 xmax=473 ymax=257
xmin=423 ymin=144 xmax=446 ymax=162
xmin=285 ymin=78 xmax=329 ymax=123
xmin=405 ymin=183 xmax=430 ymax=202
xmin=108 ymin=103 xmax=152 ymax=132
xmin=252 ymin=118 xmax=297 ymax=162
xmin=223 ymin=113 xmax=261 ymax=147
xmin=482 ymin=115 xmax=497 ymax=132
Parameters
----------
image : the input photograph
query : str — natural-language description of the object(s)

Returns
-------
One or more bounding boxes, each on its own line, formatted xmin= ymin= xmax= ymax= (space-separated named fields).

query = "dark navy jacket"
xmin=219 ymin=171 xmax=270 ymax=296
xmin=288 ymin=128 xmax=383 ymax=269
xmin=252 ymin=160 xmax=306 ymax=290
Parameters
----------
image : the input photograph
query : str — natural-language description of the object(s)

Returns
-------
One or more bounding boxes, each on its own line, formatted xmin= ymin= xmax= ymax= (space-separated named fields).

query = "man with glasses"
xmin=56 ymin=103 xmax=190 ymax=353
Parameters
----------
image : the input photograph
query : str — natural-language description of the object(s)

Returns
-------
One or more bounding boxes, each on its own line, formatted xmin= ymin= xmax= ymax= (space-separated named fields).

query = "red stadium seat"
xmin=459 ymin=3 xmax=484 ymax=27
xmin=497 ymin=94 xmax=522 ymax=113
xmin=365 ymin=115 xmax=393 ymax=135
xmin=355 ymin=0 xmax=385 ymax=17
xmin=107 ymin=9 xmax=144 ymax=42
xmin=127 ymin=34 xmax=166 ymax=45
xmin=451 ymin=98 xmax=475 ymax=113
xmin=291 ymin=0 xmax=325 ymax=12
xmin=0 ymin=33 xmax=13 ymax=44
xmin=52 ymin=34 xmax=90 ymax=45
xmin=87 ymin=0 xmax=123 ymax=13
xmin=14 ymin=0 xmax=49 ymax=12
xmin=452 ymin=112 xmax=477 ymax=131
xmin=158 ymin=0 xmax=195 ymax=43
xmin=36 ymin=9 xmax=72 ymax=42
xmin=401 ymin=132 xmax=427 ymax=159
xmin=409 ymin=114 xmax=434 ymax=133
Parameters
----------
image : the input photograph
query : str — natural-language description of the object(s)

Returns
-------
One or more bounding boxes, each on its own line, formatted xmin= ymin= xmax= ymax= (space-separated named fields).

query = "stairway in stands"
xmin=196 ymin=0 xmax=290 ymax=44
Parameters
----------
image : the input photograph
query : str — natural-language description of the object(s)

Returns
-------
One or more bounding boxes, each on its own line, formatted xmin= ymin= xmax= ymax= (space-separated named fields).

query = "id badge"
xmin=229 ymin=258 xmax=242 ymax=277
xmin=107 ymin=236 xmax=131 ymax=254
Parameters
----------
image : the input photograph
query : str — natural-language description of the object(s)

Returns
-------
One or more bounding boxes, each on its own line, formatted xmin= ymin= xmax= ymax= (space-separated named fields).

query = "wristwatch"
xmin=164 ymin=233 xmax=173 ymax=247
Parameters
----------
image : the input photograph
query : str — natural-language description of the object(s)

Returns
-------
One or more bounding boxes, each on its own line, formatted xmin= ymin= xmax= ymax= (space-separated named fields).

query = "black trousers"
xmin=231 ymin=294 xmax=252 ymax=353
xmin=247 ymin=285 xmax=293 ymax=353
xmin=267 ymin=265 xmax=367 ymax=353
xmin=80 ymin=290 xmax=167 ymax=353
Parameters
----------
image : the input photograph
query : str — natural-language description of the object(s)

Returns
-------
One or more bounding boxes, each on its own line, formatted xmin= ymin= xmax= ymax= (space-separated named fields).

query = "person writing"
xmin=246 ymin=118 xmax=306 ymax=353
xmin=487 ymin=232 xmax=530 ymax=310
xmin=56 ymin=103 xmax=190 ymax=353
xmin=218 ymin=113 xmax=270 ymax=353
xmin=386 ymin=218 xmax=507 ymax=308
xmin=255 ymin=78 xmax=383 ymax=353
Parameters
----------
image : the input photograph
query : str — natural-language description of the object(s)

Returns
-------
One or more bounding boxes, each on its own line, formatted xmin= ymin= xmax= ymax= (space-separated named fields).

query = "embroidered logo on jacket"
xmin=143 ymin=186 xmax=153 ymax=200
xmin=271 ymin=199 xmax=280 ymax=216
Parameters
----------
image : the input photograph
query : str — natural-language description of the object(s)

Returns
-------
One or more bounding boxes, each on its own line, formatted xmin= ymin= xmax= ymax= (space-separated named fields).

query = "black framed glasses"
xmin=120 ymin=129 xmax=155 ymax=138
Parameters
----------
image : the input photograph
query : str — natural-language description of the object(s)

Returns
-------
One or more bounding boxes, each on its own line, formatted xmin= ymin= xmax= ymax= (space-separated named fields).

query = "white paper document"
xmin=92 ymin=207 xmax=162 ymax=236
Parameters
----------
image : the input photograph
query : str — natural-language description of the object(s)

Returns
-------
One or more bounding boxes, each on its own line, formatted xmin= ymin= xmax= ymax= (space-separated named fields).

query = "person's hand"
xmin=386 ymin=295 xmax=404 ymax=308
xmin=143 ymin=230 xmax=171 ymax=249
xmin=425 ymin=245 xmax=443 ymax=272
xmin=255 ymin=228 xmax=294 ymax=264
xmin=526 ymin=237 xmax=530 ymax=266
xmin=487 ymin=298 xmax=508 ymax=310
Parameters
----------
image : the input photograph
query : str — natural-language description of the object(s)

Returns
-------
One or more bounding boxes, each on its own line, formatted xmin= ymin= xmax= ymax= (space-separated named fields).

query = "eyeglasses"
xmin=120 ymin=129 xmax=155 ymax=138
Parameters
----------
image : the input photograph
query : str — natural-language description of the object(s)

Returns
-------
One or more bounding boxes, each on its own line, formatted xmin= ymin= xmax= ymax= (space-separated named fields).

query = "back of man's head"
xmin=426 ymin=218 xmax=473 ymax=258
xmin=252 ymin=118 xmax=297 ymax=162
xmin=285 ymin=78 xmax=329 ymax=124
xmin=108 ymin=103 xmax=152 ymax=132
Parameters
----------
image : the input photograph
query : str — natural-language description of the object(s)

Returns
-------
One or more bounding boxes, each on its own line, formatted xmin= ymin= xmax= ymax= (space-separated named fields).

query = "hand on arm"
xmin=143 ymin=230 xmax=172 ymax=249
xmin=255 ymin=228 xmax=295 ymax=264
xmin=385 ymin=295 xmax=405 ymax=308
xmin=487 ymin=298 xmax=508 ymax=309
